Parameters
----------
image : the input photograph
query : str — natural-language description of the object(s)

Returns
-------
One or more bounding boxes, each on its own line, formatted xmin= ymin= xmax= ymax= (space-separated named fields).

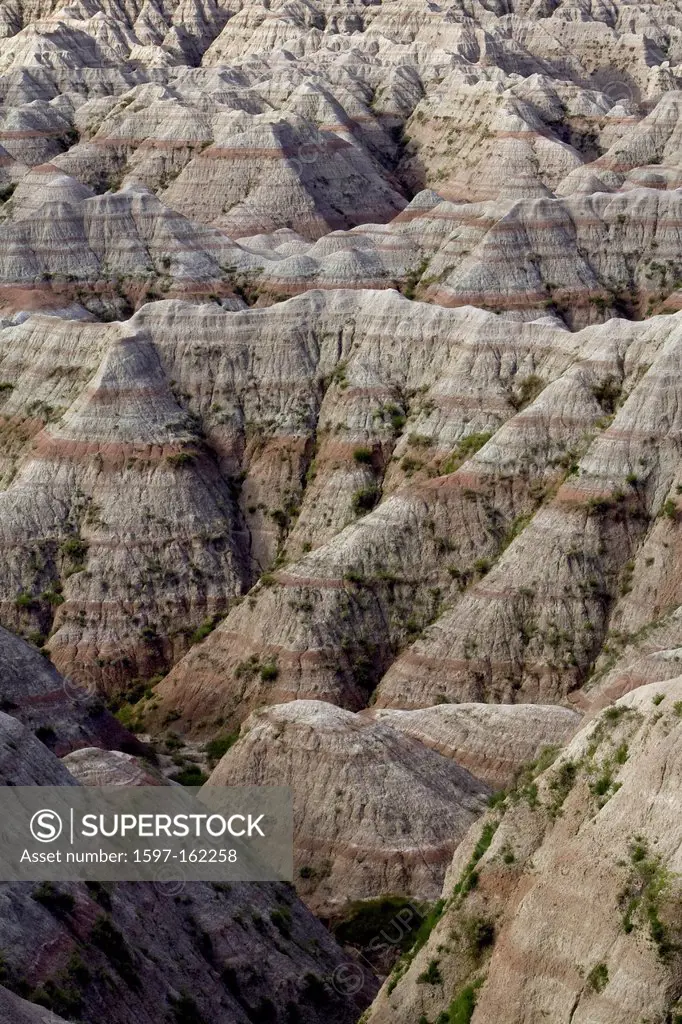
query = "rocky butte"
xmin=0 ymin=0 xmax=680 ymax=1023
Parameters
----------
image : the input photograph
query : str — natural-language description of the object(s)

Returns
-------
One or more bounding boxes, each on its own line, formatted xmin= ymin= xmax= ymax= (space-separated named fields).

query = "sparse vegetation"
xmin=32 ymin=883 xmax=75 ymax=918
xmin=204 ymin=730 xmax=240 ymax=767
xmin=509 ymin=374 xmax=544 ymax=410
xmin=661 ymin=499 xmax=678 ymax=521
xmin=352 ymin=446 xmax=373 ymax=464
xmin=587 ymin=962 xmax=609 ymax=993
xmin=352 ymin=484 xmax=380 ymax=514
xmin=620 ymin=838 xmax=680 ymax=958
xmin=270 ymin=906 xmax=292 ymax=936
xmin=169 ymin=765 xmax=208 ymax=786
xmin=190 ymin=614 xmax=224 ymax=645
xmin=259 ymin=661 xmax=279 ymax=682
xmin=417 ymin=958 xmax=442 ymax=984
xmin=453 ymin=821 xmax=498 ymax=898
xmin=333 ymin=896 xmax=426 ymax=957
xmin=442 ymin=433 xmax=492 ymax=475
xmin=90 ymin=916 xmax=140 ymax=989
xmin=438 ymin=980 xmax=483 ymax=1024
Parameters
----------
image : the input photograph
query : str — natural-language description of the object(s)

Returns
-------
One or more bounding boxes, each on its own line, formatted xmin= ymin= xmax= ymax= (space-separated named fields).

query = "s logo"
xmin=30 ymin=809 xmax=63 ymax=843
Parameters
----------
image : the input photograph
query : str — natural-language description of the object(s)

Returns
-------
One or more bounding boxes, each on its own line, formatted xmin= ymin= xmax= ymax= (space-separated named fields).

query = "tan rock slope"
xmin=0 ymin=0 xmax=679 ymax=322
xmin=366 ymin=702 xmax=581 ymax=788
xmin=207 ymin=699 xmax=490 ymax=914
xmin=1 ymin=0 xmax=682 ymax=1020
xmin=150 ymin=302 xmax=682 ymax=734
xmin=0 ymin=658 xmax=378 ymax=1024
xmin=365 ymin=678 xmax=682 ymax=1024
xmin=61 ymin=746 xmax=167 ymax=785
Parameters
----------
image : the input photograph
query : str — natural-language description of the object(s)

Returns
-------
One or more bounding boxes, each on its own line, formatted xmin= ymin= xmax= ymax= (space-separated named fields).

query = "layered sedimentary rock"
xmin=0 ymin=876 xmax=377 ymax=1024
xmin=152 ymin=302 xmax=682 ymax=732
xmin=208 ymin=699 xmax=490 ymax=914
xmin=0 ymin=624 xmax=144 ymax=755
xmin=0 ymin=309 xmax=252 ymax=690
xmin=0 ymin=0 xmax=678 ymax=324
xmin=366 ymin=678 xmax=682 ymax=1024
xmin=2 ymin=278 xmax=682 ymax=777
xmin=0 ymin=681 xmax=377 ymax=1024
xmin=1 ymin=1 xmax=682 ymax=1022
xmin=366 ymin=702 xmax=581 ymax=789
xmin=0 ymin=709 xmax=77 ymax=784
xmin=61 ymin=746 xmax=166 ymax=785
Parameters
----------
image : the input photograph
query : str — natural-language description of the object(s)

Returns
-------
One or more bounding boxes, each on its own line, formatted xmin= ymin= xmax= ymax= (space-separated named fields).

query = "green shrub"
xmin=417 ymin=959 xmax=442 ymax=984
xmin=548 ymin=759 xmax=578 ymax=815
xmin=511 ymin=374 xmax=544 ymax=409
xmin=32 ymin=980 xmax=82 ymax=1017
xmin=60 ymin=536 xmax=88 ymax=561
xmin=442 ymin=433 xmax=492 ymax=474
xmin=615 ymin=742 xmax=628 ymax=765
xmin=260 ymin=661 xmax=279 ymax=682
xmin=204 ymin=731 xmax=239 ymax=767
xmin=408 ymin=433 xmax=433 ymax=448
xmin=190 ymin=615 xmax=222 ymax=645
xmin=352 ymin=485 xmax=379 ymax=514
xmin=661 ymin=500 xmax=677 ymax=521
xmin=387 ymin=899 xmax=445 ymax=992
xmin=352 ymin=447 xmax=373 ymax=464
xmin=166 ymin=452 xmax=196 ymax=467
xmin=453 ymin=821 xmax=498 ymax=898
xmin=334 ymin=896 xmax=425 ymax=954
xmin=32 ymin=883 xmax=75 ymax=917
xmin=591 ymin=377 xmax=622 ymax=412
xmin=463 ymin=916 xmax=495 ymax=956
xmin=587 ymin=962 xmax=608 ymax=992
xmin=438 ymin=980 xmax=482 ymax=1024
xmin=270 ymin=906 xmax=292 ymax=936
xmin=170 ymin=765 xmax=208 ymax=786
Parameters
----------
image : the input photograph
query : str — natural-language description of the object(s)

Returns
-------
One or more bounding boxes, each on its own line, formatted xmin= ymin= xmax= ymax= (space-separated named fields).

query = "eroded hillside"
xmin=0 ymin=0 xmax=682 ymax=1022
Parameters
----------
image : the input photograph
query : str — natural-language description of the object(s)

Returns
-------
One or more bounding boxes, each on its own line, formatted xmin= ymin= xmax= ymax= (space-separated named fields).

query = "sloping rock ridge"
xmin=0 ymin=1 xmax=681 ymax=1023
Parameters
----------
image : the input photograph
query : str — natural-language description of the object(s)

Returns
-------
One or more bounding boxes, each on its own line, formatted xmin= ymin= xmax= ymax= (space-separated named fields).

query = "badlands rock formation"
xmin=366 ymin=679 xmax=682 ymax=1024
xmin=0 ymin=623 xmax=146 ymax=754
xmin=61 ymin=745 xmax=166 ymax=785
xmin=367 ymin=702 xmax=581 ymax=788
xmin=207 ymin=699 xmax=490 ymax=914
xmin=0 ymin=874 xmax=377 ymax=1024
xmin=0 ymin=0 xmax=678 ymax=322
xmin=1 ymin=0 xmax=682 ymax=1020
xmin=0 ymin=644 xmax=377 ymax=1024
xmin=0 ymin=708 xmax=77 ymax=784
xmin=147 ymin=301 xmax=682 ymax=733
